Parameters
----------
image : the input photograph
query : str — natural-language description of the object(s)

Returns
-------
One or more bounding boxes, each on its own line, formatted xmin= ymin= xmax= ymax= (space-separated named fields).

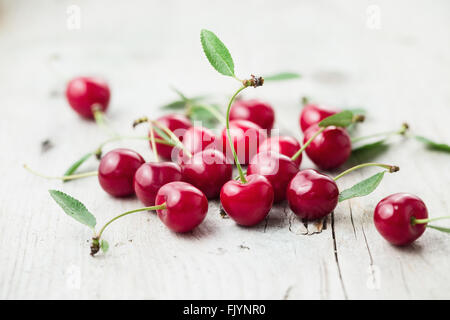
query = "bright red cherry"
xmin=303 ymin=124 xmax=351 ymax=170
xmin=229 ymin=99 xmax=275 ymax=131
xmin=150 ymin=114 xmax=192 ymax=160
xmin=98 ymin=148 xmax=145 ymax=197
xmin=177 ymin=126 xmax=218 ymax=164
xmin=220 ymin=119 xmax=267 ymax=165
xmin=220 ymin=174 xmax=274 ymax=226
xmin=181 ymin=149 xmax=232 ymax=199
xmin=134 ymin=162 xmax=182 ymax=206
xmin=287 ymin=169 xmax=339 ymax=220
xmin=66 ymin=77 xmax=110 ymax=119
xmin=257 ymin=136 xmax=302 ymax=167
xmin=155 ymin=181 xmax=208 ymax=232
xmin=248 ymin=152 xmax=299 ymax=203
xmin=299 ymin=104 xmax=339 ymax=132
xmin=374 ymin=193 xmax=428 ymax=246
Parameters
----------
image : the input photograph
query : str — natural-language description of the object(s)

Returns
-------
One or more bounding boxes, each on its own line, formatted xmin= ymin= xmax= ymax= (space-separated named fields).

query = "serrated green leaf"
xmin=415 ymin=136 xmax=450 ymax=152
xmin=63 ymin=152 xmax=93 ymax=178
xmin=160 ymin=100 xmax=187 ymax=110
xmin=49 ymin=190 xmax=96 ymax=229
xmin=200 ymin=29 xmax=235 ymax=77
xmin=264 ymin=72 xmax=301 ymax=81
xmin=100 ymin=239 xmax=109 ymax=253
xmin=319 ymin=110 xmax=354 ymax=128
xmin=338 ymin=171 xmax=385 ymax=202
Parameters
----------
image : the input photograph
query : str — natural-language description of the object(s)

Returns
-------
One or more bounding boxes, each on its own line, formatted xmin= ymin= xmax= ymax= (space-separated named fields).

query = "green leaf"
xmin=189 ymin=104 xmax=220 ymax=128
xmin=200 ymin=29 xmax=235 ymax=77
xmin=352 ymin=139 xmax=387 ymax=153
xmin=427 ymin=225 xmax=450 ymax=233
xmin=63 ymin=152 xmax=93 ymax=177
xmin=264 ymin=72 xmax=301 ymax=81
xmin=318 ymin=110 xmax=354 ymax=128
xmin=100 ymin=239 xmax=109 ymax=253
xmin=152 ymin=125 xmax=176 ymax=145
xmin=344 ymin=108 xmax=366 ymax=115
xmin=415 ymin=136 xmax=450 ymax=152
xmin=338 ymin=171 xmax=385 ymax=202
xmin=351 ymin=140 xmax=390 ymax=163
xmin=160 ymin=100 xmax=187 ymax=110
xmin=49 ymin=190 xmax=96 ymax=229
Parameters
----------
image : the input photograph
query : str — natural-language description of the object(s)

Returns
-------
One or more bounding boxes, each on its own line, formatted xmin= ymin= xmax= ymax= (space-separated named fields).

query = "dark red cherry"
xmin=66 ymin=76 xmax=110 ymax=119
xmin=150 ymin=114 xmax=192 ymax=160
xmin=220 ymin=119 xmax=267 ymax=165
xmin=177 ymin=126 xmax=218 ymax=164
xmin=181 ymin=149 xmax=232 ymax=199
xmin=134 ymin=162 xmax=182 ymax=206
xmin=299 ymin=104 xmax=338 ymax=132
xmin=257 ymin=136 xmax=302 ymax=167
xmin=287 ymin=169 xmax=339 ymax=220
xmin=220 ymin=174 xmax=274 ymax=226
xmin=155 ymin=181 xmax=208 ymax=232
xmin=229 ymin=99 xmax=275 ymax=131
xmin=303 ymin=124 xmax=351 ymax=170
xmin=98 ymin=148 xmax=145 ymax=197
xmin=374 ymin=193 xmax=428 ymax=246
xmin=248 ymin=151 xmax=299 ymax=203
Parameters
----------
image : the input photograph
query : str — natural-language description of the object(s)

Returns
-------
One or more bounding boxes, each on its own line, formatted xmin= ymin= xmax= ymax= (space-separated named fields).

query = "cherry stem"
xmin=291 ymin=127 xmax=326 ymax=162
xmin=96 ymin=203 xmax=167 ymax=240
xmin=333 ymin=163 xmax=399 ymax=181
xmin=186 ymin=103 xmax=226 ymax=125
xmin=151 ymin=120 xmax=192 ymax=158
xmin=351 ymin=123 xmax=409 ymax=144
xmin=412 ymin=215 xmax=450 ymax=225
xmin=148 ymin=121 xmax=159 ymax=162
xmin=24 ymin=164 xmax=98 ymax=181
xmin=92 ymin=105 xmax=117 ymax=138
xmin=226 ymin=86 xmax=249 ymax=184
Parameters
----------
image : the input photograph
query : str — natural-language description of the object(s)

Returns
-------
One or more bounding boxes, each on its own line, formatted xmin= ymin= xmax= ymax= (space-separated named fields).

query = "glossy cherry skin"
xmin=155 ymin=181 xmax=208 ymax=233
xmin=247 ymin=152 xmax=299 ymax=203
xmin=299 ymin=104 xmax=339 ymax=132
xmin=220 ymin=174 xmax=274 ymax=226
xmin=177 ymin=126 xmax=218 ymax=164
xmin=134 ymin=162 xmax=182 ymax=206
xmin=66 ymin=77 xmax=110 ymax=119
xmin=287 ymin=169 xmax=339 ymax=220
xmin=150 ymin=114 xmax=192 ymax=160
xmin=303 ymin=124 xmax=351 ymax=170
xmin=220 ymin=119 xmax=267 ymax=165
xmin=374 ymin=193 xmax=428 ymax=246
xmin=257 ymin=136 xmax=302 ymax=167
xmin=230 ymin=99 xmax=275 ymax=131
xmin=98 ymin=148 xmax=145 ymax=197
xmin=181 ymin=149 xmax=232 ymax=199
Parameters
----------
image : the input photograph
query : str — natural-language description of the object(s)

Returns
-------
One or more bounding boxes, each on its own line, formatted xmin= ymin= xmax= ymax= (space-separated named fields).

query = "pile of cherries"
xmin=26 ymin=74 xmax=445 ymax=256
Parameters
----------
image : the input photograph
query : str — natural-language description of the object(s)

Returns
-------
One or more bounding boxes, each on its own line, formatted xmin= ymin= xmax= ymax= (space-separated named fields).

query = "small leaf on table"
xmin=264 ymin=72 xmax=301 ymax=81
xmin=63 ymin=152 xmax=93 ymax=178
xmin=338 ymin=171 xmax=386 ymax=202
xmin=415 ymin=135 xmax=450 ymax=153
xmin=351 ymin=139 xmax=389 ymax=162
xmin=100 ymin=239 xmax=109 ymax=253
xmin=49 ymin=190 xmax=96 ymax=229
xmin=200 ymin=29 xmax=235 ymax=77
xmin=319 ymin=110 xmax=354 ymax=128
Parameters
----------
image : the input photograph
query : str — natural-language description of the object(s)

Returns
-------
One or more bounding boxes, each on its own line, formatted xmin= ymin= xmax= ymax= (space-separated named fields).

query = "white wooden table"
xmin=1 ymin=0 xmax=450 ymax=299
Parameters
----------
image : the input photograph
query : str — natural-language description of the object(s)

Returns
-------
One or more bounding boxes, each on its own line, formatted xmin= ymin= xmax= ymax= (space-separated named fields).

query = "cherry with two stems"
xmin=374 ymin=193 xmax=450 ymax=246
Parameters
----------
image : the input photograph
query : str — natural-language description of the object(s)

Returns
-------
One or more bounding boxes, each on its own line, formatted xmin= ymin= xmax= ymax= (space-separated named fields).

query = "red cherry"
xmin=229 ymin=99 xmax=275 ymax=130
xmin=220 ymin=174 xmax=274 ymax=226
xmin=257 ymin=136 xmax=302 ymax=167
xmin=299 ymin=104 xmax=338 ymax=132
xmin=287 ymin=169 xmax=339 ymax=220
xmin=155 ymin=181 xmax=208 ymax=232
xmin=66 ymin=77 xmax=110 ymax=119
xmin=248 ymin=151 xmax=299 ymax=203
xmin=98 ymin=148 xmax=145 ymax=197
xmin=374 ymin=193 xmax=428 ymax=246
xmin=134 ymin=162 xmax=182 ymax=206
xmin=303 ymin=124 xmax=351 ymax=170
xmin=177 ymin=126 xmax=218 ymax=164
xmin=181 ymin=149 xmax=232 ymax=199
xmin=220 ymin=119 xmax=267 ymax=165
xmin=150 ymin=114 xmax=192 ymax=160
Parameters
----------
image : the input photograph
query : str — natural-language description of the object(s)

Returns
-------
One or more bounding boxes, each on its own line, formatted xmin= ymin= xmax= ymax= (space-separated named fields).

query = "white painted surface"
xmin=1 ymin=0 xmax=449 ymax=299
